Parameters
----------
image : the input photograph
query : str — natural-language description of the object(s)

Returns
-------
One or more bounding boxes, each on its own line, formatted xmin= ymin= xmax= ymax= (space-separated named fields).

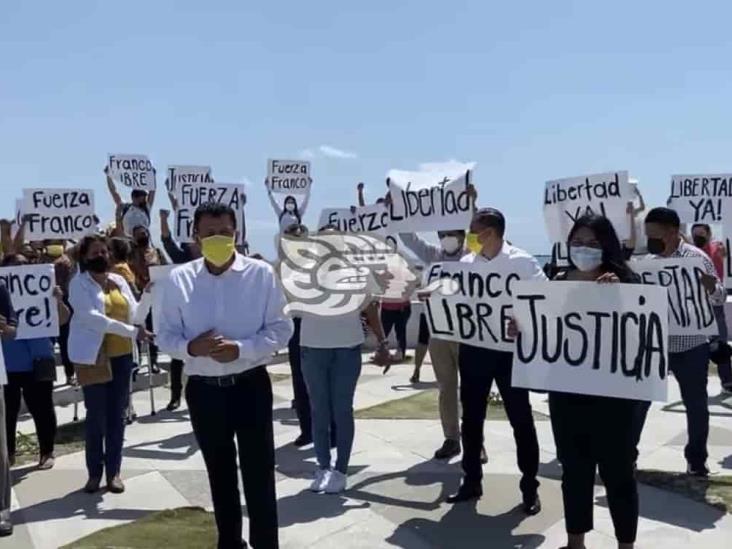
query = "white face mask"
xmin=570 ymin=246 xmax=603 ymax=272
xmin=440 ymin=236 xmax=462 ymax=255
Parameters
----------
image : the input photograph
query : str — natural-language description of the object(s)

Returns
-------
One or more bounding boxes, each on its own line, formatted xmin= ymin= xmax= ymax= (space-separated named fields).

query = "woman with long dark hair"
xmin=267 ymin=182 xmax=310 ymax=233
xmin=69 ymin=235 xmax=152 ymax=494
xmin=548 ymin=214 xmax=641 ymax=549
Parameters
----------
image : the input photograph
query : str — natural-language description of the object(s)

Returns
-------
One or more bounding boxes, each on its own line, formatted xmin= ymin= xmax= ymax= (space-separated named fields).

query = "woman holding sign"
xmin=514 ymin=214 xmax=642 ymax=549
xmin=69 ymin=235 xmax=153 ymax=495
xmin=1 ymin=254 xmax=71 ymax=471
xmin=266 ymin=179 xmax=310 ymax=233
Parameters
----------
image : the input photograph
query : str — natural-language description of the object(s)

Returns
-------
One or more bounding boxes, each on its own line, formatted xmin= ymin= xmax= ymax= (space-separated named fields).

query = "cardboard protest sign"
xmin=668 ymin=174 xmax=732 ymax=224
xmin=511 ymin=281 xmax=668 ymax=402
xmin=166 ymin=165 xmax=213 ymax=192
xmin=386 ymin=170 xmax=473 ymax=233
xmin=268 ymin=159 xmax=311 ymax=195
xmin=544 ymin=171 xmax=632 ymax=245
xmin=22 ymin=189 xmax=96 ymax=240
xmin=108 ymin=154 xmax=156 ymax=191
xmin=173 ymin=182 xmax=246 ymax=244
xmin=423 ymin=261 xmax=523 ymax=352
xmin=632 ymin=257 xmax=718 ymax=336
xmin=0 ymin=264 xmax=59 ymax=339
xmin=149 ymin=265 xmax=176 ymax=332
xmin=318 ymin=203 xmax=400 ymax=251
xmin=318 ymin=204 xmax=391 ymax=235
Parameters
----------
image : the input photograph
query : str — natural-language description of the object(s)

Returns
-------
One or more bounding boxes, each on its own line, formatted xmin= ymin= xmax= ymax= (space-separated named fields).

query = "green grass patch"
xmin=15 ymin=419 xmax=86 ymax=467
xmin=355 ymin=389 xmax=547 ymax=421
xmin=637 ymin=469 xmax=732 ymax=513
xmin=62 ymin=507 xmax=217 ymax=548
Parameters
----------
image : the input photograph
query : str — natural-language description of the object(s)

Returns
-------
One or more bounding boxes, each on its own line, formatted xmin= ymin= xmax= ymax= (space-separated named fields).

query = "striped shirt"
xmin=649 ymin=240 xmax=725 ymax=354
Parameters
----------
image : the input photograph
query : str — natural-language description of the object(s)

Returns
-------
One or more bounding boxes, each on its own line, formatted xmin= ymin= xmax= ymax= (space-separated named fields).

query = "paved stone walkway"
xmin=3 ymin=354 xmax=732 ymax=548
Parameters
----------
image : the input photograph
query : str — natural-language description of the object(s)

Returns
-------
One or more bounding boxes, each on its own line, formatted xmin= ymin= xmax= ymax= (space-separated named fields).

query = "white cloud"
xmin=318 ymin=145 xmax=358 ymax=159
xmin=297 ymin=144 xmax=358 ymax=160
xmin=418 ymin=159 xmax=476 ymax=174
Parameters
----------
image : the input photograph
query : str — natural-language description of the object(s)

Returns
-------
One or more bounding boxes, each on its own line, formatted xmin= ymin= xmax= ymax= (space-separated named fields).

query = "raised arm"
xmin=266 ymin=180 xmax=283 ymax=217
xmin=105 ymin=168 xmax=123 ymax=208
xmin=0 ymin=220 xmax=13 ymax=256
xmin=12 ymin=214 xmax=29 ymax=253
xmin=357 ymin=182 xmax=366 ymax=207
xmin=298 ymin=190 xmax=310 ymax=217
xmin=398 ymin=232 xmax=441 ymax=263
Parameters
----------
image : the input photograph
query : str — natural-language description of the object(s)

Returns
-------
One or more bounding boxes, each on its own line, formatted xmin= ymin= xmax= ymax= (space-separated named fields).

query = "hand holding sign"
xmin=701 ymin=273 xmax=717 ymax=294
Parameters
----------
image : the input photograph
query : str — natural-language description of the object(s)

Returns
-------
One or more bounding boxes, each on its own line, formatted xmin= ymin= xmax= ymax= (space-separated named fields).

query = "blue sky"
xmin=3 ymin=1 xmax=732 ymax=257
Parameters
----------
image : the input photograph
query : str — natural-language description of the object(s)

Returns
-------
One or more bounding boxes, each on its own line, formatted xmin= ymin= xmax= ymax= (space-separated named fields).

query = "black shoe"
xmin=150 ymin=364 xmax=160 ymax=374
xmin=434 ymin=439 xmax=461 ymax=460
xmin=687 ymin=463 xmax=710 ymax=477
xmin=523 ymin=494 xmax=542 ymax=516
xmin=294 ymin=434 xmax=313 ymax=448
xmin=447 ymin=483 xmax=483 ymax=504
xmin=0 ymin=518 xmax=12 ymax=537
xmin=166 ymin=398 xmax=181 ymax=412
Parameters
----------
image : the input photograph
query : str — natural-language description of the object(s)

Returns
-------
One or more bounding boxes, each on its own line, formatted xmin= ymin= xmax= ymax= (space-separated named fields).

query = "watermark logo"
xmin=278 ymin=232 xmax=420 ymax=317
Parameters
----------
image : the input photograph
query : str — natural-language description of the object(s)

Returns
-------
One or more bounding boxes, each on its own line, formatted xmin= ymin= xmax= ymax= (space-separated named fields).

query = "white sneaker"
xmin=309 ymin=468 xmax=331 ymax=493
xmin=324 ymin=470 xmax=348 ymax=494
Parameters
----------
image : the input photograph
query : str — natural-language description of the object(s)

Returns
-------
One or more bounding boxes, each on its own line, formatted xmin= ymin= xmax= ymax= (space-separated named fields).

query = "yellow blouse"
xmin=103 ymin=288 xmax=133 ymax=358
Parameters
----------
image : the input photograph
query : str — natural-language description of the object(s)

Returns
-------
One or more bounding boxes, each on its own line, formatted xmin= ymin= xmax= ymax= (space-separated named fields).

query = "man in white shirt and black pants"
xmin=447 ymin=208 xmax=544 ymax=517
xmin=158 ymin=202 xmax=293 ymax=549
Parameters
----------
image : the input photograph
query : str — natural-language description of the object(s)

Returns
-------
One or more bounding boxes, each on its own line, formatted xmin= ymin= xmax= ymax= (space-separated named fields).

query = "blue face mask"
xmin=569 ymin=246 xmax=603 ymax=272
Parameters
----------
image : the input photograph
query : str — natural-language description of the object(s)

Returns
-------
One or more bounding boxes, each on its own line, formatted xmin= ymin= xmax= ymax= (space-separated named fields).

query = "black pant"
xmin=141 ymin=313 xmax=159 ymax=367
xmin=169 ymin=359 xmax=183 ymax=401
xmin=381 ymin=304 xmax=411 ymax=355
xmin=58 ymin=321 xmax=74 ymax=379
xmin=4 ymin=372 xmax=57 ymax=457
xmin=458 ymin=344 xmax=539 ymax=499
xmin=632 ymin=344 xmax=710 ymax=469
xmin=288 ymin=318 xmax=311 ymax=438
xmin=550 ymin=393 xmax=640 ymax=544
xmin=186 ymin=367 xmax=278 ymax=549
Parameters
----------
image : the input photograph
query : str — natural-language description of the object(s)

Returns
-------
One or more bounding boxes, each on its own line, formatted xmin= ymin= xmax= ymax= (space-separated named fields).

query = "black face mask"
xmin=693 ymin=236 xmax=708 ymax=249
xmin=85 ymin=256 xmax=109 ymax=274
xmin=647 ymin=237 xmax=666 ymax=255
xmin=136 ymin=236 xmax=150 ymax=248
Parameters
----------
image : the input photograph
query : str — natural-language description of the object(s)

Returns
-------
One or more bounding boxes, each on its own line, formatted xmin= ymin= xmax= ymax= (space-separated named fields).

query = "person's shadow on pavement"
xmin=387 ymin=500 xmax=546 ymax=549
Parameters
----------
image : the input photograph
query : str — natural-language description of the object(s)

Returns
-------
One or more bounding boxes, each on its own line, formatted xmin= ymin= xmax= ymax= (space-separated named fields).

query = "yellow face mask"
xmin=466 ymin=232 xmax=483 ymax=254
xmin=201 ymin=235 xmax=236 ymax=267
xmin=45 ymin=244 xmax=65 ymax=258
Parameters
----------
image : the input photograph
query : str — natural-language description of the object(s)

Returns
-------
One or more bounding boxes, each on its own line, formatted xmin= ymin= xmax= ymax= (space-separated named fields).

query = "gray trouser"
xmin=0 ymin=388 xmax=10 ymax=512
xmin=429 ymin=338 xmax=461 ymax=441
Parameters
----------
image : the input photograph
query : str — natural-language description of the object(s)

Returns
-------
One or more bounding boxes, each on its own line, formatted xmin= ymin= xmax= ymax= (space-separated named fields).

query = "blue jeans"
xmin=82 ymin=354 xmax=133 ymax=480
xmin=301 ymin=346 xmax=362 ymax=474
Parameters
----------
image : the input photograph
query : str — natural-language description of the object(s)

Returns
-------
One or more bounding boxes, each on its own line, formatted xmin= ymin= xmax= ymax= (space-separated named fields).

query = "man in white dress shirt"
xmin=158 ymin=202 xmax=293 ymax=549
xmin=446 ymin=208 xmax=544 ymax=517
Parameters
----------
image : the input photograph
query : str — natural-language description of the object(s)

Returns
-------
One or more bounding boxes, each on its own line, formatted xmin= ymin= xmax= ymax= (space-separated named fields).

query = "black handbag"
xmin=33 ymin=357 xmax=58 ymax=383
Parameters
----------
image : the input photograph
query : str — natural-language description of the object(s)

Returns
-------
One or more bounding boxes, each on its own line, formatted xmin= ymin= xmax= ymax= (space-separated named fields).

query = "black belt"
xmin=189 ymin=368 xmax=262 ymax=388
